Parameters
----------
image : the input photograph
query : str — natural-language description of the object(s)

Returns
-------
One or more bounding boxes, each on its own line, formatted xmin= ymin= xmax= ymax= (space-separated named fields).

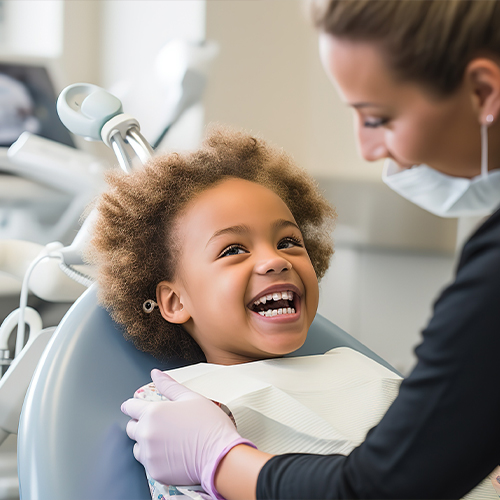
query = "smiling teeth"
xmin=254 ymin=291 xmax=294 ymax=306
xmin=258 ymin=307 xmax=295 ymax=317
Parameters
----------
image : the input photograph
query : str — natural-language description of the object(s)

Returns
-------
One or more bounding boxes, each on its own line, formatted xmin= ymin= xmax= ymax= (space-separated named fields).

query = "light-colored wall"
xmin=99 ymin=0 xmax=206 ymax=150
xmin=0 ymin=0 xmax=63 ymax=58
xmin=204 ymin=0 xmax=382 ymax=180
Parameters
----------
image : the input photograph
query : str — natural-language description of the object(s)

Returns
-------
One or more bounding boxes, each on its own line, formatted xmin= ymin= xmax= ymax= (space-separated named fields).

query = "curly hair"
xmin=88 ymin=125 xmax=336 ymax=361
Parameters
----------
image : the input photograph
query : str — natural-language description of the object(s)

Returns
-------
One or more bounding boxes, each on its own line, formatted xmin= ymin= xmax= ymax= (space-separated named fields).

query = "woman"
xmin=121 ymin=1 xmax=500 ymax=498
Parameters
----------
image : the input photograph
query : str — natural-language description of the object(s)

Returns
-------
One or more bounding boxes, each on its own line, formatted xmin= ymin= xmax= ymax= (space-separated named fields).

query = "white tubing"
xmin=0 ymin=307 xmax=42 ymax=351
xmin=16 ymin=254 xmax=53 ymax=357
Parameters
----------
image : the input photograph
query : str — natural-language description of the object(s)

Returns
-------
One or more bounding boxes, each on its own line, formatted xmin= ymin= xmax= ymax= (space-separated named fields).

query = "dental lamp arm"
xmin=0 ymin=240 xmax=87 ymax=302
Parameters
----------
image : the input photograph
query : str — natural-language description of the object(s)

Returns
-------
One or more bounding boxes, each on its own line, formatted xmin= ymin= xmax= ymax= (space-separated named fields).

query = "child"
xmin=89 ymin=125 xmax=335 ymax=365
xmin=89 ymin=125 xmax=338 ymax=499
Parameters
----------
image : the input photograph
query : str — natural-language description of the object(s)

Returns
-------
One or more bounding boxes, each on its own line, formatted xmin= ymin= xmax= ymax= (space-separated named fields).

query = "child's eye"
xmin=277 ymin=236 xmax=303 ymax=250
xmin=218 ymin=244 xmax=248 ymax=258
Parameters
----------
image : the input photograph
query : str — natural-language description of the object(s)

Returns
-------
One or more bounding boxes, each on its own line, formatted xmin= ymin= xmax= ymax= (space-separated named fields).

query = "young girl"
xmin=89 ymin=125 xmax=336 ymax=365
xmin=91 ymin=125 xmax=342 ymax=499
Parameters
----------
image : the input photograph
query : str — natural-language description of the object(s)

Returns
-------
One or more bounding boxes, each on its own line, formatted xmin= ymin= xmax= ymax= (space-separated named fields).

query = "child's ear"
xmin=156 ymin=281 xmax=191 ymax=324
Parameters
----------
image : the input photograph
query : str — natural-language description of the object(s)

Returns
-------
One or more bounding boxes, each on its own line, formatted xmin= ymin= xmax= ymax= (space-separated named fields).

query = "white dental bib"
xmin=135 ymin=348 xmax=498 ymax=500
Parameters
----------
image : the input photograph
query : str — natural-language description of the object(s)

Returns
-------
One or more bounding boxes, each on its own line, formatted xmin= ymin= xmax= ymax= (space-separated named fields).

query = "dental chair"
xmin=18 ymin=284 xmax=399 ymax=500
xmin=14 ymin=81 xmax=400 ymax=500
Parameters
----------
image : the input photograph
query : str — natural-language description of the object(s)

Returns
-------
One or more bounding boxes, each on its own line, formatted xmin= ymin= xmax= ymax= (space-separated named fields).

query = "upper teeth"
xmin=254 ymin=290 xmax=294 ymax=306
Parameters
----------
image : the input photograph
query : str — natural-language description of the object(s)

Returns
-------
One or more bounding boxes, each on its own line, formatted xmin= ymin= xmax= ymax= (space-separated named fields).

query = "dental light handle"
xmin=57 ymin=83 xmax=123 ymax=142
xmin=57 ymin=83 xmax=153 ymax=173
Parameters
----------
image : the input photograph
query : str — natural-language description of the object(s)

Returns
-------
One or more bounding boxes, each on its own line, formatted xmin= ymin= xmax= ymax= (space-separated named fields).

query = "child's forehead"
xmin=178 ymin=178 xmax=297 ymax=238
xmin=193 ymin=178 xmax=286 ymax=210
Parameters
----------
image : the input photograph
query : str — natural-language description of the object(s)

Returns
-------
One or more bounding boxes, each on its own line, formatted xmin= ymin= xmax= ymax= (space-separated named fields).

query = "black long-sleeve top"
xmin=257 ymin=206 xmax=500 ymax=499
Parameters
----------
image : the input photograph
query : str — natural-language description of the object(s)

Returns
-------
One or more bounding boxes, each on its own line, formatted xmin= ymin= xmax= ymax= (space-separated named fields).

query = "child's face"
xmin=158 ymin=178 xmax=319 ymax=365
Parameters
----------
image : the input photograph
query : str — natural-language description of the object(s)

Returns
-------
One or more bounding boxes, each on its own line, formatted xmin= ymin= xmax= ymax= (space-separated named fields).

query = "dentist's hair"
xmin=310 ymin=0 xmax=500 ymax=96
xmin=89 ymin=125 xmax=335 ymax=361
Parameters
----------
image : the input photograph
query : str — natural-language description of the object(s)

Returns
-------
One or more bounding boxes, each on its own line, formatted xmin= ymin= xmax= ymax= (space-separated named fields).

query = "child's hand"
xmin=121 ymin=369 xmax=256 ymax=498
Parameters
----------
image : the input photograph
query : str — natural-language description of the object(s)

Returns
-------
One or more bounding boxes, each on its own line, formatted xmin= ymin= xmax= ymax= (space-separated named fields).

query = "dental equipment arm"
xmin=57 ymin=83 xmax=153 ymax=174
xmin=0 ymin=240 xmax=88 ymax=302
xmin=4 ymin=132 xmax=106 ymax=246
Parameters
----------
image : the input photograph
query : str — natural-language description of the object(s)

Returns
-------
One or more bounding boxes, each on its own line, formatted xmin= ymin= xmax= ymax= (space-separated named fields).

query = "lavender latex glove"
xmin=121 ymin=369 xmax=256 ymax=499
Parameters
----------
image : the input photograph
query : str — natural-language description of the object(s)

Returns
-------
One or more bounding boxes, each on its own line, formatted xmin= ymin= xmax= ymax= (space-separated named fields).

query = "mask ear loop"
xmin=482 ymin=114 xmax=494 ymax=178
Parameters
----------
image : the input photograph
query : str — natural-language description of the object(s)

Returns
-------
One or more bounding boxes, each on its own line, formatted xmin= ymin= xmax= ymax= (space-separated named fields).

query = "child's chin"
xmin=260 ymin=337 xmax=307 ymax=357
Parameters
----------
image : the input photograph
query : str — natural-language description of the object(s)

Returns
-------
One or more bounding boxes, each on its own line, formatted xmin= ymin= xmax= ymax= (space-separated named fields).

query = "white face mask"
xmin=382 ymin=124 xmax=500 ymax=218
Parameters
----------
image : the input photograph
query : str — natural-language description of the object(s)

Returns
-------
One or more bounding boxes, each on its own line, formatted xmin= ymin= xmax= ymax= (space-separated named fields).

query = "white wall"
xmin=204 ymin=0 xmax=383 ymax=180
xmin=0 ymin=1 xmax=63 ymax=57
xmin=318 ymin=246 xmax=457 ymax=375
xmin=99 ymin=0 xmax=206 ymax=150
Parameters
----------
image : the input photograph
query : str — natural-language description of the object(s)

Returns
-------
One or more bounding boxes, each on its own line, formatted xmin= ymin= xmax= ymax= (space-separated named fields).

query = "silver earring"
xmin=143 ymin=299 xmax=158 ymax=313
xmin=486 ymin=114 xmax=495 ymax=124
xmin=481 ymin=123 xmax=489 ymax=178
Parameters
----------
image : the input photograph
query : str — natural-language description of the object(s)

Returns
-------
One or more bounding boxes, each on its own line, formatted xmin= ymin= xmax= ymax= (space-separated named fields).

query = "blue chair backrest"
xmin=18 ymin=285 xmax=398 ymax=500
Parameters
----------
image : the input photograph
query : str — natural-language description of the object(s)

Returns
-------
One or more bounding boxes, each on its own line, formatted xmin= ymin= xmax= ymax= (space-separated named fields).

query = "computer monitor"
xmin=0 ymin=56 xmax=75 ymax=149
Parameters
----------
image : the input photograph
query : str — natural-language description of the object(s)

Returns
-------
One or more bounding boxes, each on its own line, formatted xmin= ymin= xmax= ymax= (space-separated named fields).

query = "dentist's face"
xmin=319 ymin=34 xmax=483 ymax=178
xmin=170 ymin=178 xmax=319 ymax=365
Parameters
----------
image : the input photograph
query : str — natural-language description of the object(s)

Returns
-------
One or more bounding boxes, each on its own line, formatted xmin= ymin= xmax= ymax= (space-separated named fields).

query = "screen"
xmin=0 ymin=62 xmax=74 ymax=148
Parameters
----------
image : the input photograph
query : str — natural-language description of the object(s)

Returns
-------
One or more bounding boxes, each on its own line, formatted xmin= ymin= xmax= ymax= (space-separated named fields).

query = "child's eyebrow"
xmin=206 ymin=225 xmax=251 ymax=248
xmin=206 ymin=219 xmax=300 ymax=248
xmin=272 ymin=219 xmax=301 ymax=232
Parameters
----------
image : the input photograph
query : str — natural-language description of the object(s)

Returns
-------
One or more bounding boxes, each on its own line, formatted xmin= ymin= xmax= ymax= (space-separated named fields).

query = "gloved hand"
xmin=121 ymin=369 xmax=256 ymax=499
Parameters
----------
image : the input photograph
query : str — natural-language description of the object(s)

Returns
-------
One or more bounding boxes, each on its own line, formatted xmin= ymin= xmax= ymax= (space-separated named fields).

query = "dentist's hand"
xmin=121 ymin=369 xmax=256 ymax=499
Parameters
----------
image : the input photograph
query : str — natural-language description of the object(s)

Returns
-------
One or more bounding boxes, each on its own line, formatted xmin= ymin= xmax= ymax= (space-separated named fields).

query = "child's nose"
xmin=255 ymin=255 xmax=292 ymax=275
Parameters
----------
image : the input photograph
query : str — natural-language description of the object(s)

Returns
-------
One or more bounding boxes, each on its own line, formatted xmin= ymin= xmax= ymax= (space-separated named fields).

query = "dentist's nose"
xmin=356 ymin=120 xmax=388 ymax=162
xmin=255 ymin=255 xmax=292 ymax=275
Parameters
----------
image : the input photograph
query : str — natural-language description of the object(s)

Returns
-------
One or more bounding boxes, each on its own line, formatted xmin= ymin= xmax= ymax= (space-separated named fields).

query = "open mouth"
xmin=249 ymin=290 xmax=297 ymax=317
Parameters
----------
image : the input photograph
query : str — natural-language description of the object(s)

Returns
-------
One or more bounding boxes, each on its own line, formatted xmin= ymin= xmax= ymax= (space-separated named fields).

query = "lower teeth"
xmin=258 ymin=307 xmax=295 ymax=317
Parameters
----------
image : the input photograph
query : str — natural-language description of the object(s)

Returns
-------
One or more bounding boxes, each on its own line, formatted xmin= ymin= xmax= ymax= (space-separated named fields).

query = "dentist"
xmin=121 ymin=1 xmax=500 ymax=498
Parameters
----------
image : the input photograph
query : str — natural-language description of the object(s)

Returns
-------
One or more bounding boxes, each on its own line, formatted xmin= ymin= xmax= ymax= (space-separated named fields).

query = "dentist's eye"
xmin=277 ymin=236 xmax=303 ymax=250
xmin=363 ymin=117 xmax=389 ymax=128
xmin=218 ymin=244 xmax=248 ymax=258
